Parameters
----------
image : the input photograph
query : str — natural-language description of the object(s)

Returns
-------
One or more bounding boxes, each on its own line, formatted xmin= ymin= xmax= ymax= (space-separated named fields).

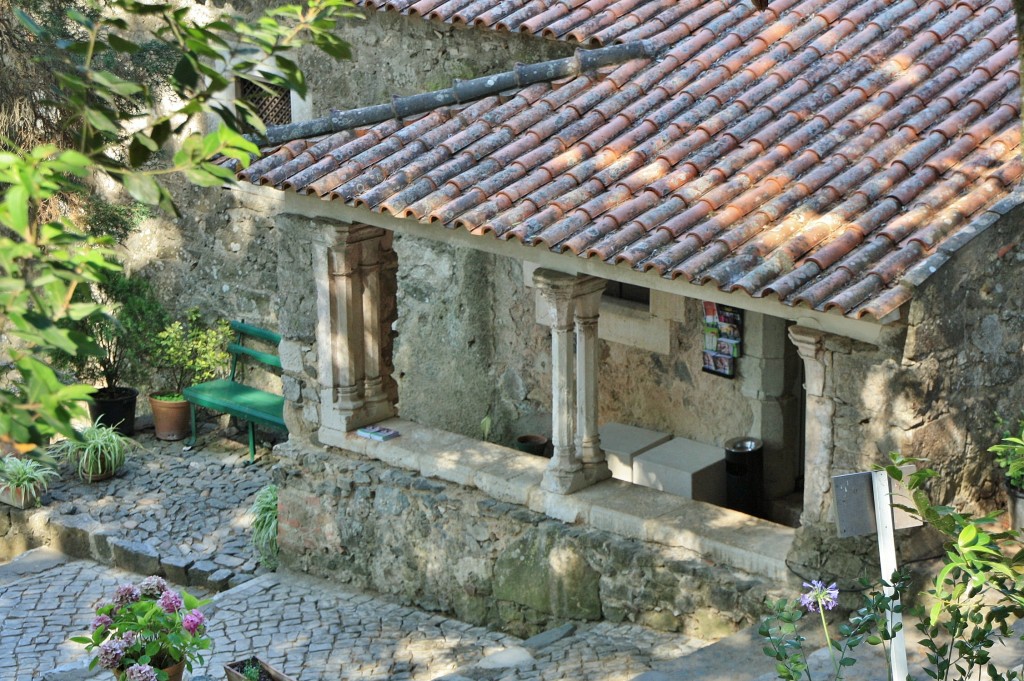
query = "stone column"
xmin=534 ymin=269 xmax=609 ymax=495
xmin=789 ymin=326 xmax=834 ymax=526
xmin=574 ymin=280 xmax=611 ymax=484
xmin=315 ymin=223 xmax=397 ymax=447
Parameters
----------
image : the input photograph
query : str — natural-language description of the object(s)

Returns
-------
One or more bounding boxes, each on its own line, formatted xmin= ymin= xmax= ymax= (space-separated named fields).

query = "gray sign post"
xmin=832 ymin=467 xmax=921 ymax=681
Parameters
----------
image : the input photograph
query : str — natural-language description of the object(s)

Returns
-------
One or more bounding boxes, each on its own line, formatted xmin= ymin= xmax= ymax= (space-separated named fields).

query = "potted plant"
xmin=224 ymin=656 xmax=296 ymax=681
xmin=990 ymin=419 xmax=1024 ymax=528
xmin=72 ymin=576 xmax=211 ymax=681
xmin=54 ymin=272 xmax=168 ymax=436
xmin=0 ymin=456 xmax=59 ymax=508
xmin=149 ymin=309 xmax=231 ymax=441
xmin=49 ymin=422 xmax=133 ymax=482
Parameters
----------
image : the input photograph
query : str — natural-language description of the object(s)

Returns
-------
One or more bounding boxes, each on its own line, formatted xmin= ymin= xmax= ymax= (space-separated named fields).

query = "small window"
xmin=603 ymin=281 xmax=651 ymax=307
xmin=238 ymin=79 xmax=292 ymax=127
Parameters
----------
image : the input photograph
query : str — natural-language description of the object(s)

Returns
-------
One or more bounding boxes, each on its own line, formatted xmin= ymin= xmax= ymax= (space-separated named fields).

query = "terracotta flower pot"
xmin=116 ymin=659 xmax=184 ymax=681
xmin=0 ymin=486 xmax=38 ymax=509
xmin=149 ymin=395 xmax=190 ymax=441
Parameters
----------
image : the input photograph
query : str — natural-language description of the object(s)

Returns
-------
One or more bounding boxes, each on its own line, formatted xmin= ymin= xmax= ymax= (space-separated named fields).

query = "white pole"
xmin=871 ymin=470 xmax=908 ymax=681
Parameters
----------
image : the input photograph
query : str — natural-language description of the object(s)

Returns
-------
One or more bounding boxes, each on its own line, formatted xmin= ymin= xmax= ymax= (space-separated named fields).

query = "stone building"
xmin=126 ymin=0 xmax=1024 ymax=632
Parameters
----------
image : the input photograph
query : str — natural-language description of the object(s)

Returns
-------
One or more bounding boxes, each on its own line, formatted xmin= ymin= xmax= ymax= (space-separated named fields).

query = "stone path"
xmin=46 ymin=427 xmax=274 ymax=580
xmin=0 ymin=549 xmax=705 ymax=681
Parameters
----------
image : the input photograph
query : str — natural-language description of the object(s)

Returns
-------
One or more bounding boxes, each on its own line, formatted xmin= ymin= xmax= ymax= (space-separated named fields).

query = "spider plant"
xmin=0 ymin=457 xmax=59 ymax=506
xmin=49 ymin=423 xmax=132 ymax=482
xmin=250 ymin=484 xmax=279 ymax=570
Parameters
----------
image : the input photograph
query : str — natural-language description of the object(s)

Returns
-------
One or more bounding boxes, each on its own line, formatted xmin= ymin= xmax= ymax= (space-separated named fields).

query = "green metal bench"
xmin=183 ymin=321 xmax=287 ymax=462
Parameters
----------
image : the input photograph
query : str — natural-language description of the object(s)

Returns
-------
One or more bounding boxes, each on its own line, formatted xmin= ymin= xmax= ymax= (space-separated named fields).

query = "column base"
xmin=319 ymin=401 xmax=397 ymax=440
xmin=582 ymin=461 xmax=612 ymax=485
xmin=541 ymin=467 xmax=590 ymax=495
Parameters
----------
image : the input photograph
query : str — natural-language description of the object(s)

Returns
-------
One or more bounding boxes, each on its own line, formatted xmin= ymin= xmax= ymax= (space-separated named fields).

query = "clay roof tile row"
xmin=238 ymin=0 xmax=1022 ymax=321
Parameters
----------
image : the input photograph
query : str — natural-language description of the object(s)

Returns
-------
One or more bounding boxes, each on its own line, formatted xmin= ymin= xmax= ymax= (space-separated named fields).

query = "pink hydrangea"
xmin=97 ymin=639 xmax=127 ymax=670
xmin=124 ymin=664 xmax=158 ymax=681
xmin=139 ymin=576 xmax=168 ymax=599
xmin=157 ymin=589 xmax=183 ymax=613
xmin=113 ymin=584 xmax=141 ymax=608
xmin=182 ymin=609 xmax=205 ymax=635
xmin=91 ymin=614 xmax=113 ymax=631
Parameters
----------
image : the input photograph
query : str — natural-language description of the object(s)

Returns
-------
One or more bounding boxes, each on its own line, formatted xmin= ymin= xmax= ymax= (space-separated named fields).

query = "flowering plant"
xmin=72 ymin=576 xmax=212 ymax=680
xmin=759 ymin=577 xmax=899 ymax=681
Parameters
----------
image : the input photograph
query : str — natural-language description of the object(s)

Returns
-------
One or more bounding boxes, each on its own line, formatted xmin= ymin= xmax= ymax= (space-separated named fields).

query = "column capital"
xmin=788 ymin=326 xmax=830 ymax=398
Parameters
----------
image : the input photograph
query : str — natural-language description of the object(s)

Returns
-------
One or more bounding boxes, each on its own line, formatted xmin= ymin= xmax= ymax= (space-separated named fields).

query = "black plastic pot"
xmin=515 ymin=434 xmax=551 ymax=457
xmin=88 ymin=387 xmax=138 ymax=436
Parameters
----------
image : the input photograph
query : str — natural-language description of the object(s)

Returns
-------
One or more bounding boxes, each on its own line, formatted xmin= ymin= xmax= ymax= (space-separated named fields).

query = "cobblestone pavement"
xmin=0 ymin=551 xmax=210 ymax=681
xmin=0 ymin=552 xmax=705 ymax=681
xmin=46 ymin=426 xmax=274 ymax=577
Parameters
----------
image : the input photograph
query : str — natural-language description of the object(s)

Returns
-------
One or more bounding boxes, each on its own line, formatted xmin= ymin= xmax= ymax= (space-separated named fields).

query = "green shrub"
xmin=250 ymin=484 xmax=279 ymax=570
xmin=151 ymin=309 xmax=232 ymax=399
xmin=49 ymin=423 xmax=132 ymax=481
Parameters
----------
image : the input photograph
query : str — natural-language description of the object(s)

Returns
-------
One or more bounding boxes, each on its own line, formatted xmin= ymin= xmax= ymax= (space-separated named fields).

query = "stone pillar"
xmin=315 ymin=223 xmax=397 ymax=447
xmin=574 ymin=281 xmax=611 ymax=484
xmin=741 ymin=312 xmax=797 ymax=500
xmin=534 ymin=269 xmax=608 ymax=495
xmin=789 ymin=326 xmax=834 ymax=526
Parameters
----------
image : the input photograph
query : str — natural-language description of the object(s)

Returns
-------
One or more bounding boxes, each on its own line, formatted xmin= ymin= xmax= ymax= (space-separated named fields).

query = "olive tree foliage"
xmin=0 ymin=0 xmax=356 ymax=453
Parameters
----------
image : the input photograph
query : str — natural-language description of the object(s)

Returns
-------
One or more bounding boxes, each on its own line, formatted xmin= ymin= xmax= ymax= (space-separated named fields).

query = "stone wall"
xmin=786 ymin=207 xmax=1024 ymax=581
xmin=275 ymin=442 xmax=776 ymax=638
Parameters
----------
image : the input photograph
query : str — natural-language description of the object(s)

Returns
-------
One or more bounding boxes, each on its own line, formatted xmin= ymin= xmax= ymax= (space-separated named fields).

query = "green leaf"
xmin=122 ymin=173 xmax=162 ymax=205
xmin=172 ymin=55 xmax=200 ymax=90
xmin=107 ymin=34 xmax=140 ymax=53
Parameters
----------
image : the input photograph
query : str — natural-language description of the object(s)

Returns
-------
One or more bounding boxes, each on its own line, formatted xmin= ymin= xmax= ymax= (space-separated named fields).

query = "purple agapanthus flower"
xmin=124 ymin=664 xmax=159 ymax=681
xmin=91 ymin=614 xmax=113 ymax=631
xmin=113 ymin=583 xmax=141 ymax=608
xmin=800 ymin=580 xmax=839 ymax=612
xmin=182 ymin=609 xmax=205 ymax=635
xmin=97 ymin=639 xmax=128 ymax=670
xmin=157 ymin=589 xmax=183 ymax=613
xmin=139 ymin=576 xmax=168 ymax=599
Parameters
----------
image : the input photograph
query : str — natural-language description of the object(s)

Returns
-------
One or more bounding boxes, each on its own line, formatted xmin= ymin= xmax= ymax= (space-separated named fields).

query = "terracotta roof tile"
xmin=238 ymin=0 xmax=1022 ymax=321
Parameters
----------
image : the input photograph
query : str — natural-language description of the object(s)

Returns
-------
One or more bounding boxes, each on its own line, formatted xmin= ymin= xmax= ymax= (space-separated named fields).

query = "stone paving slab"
xmin=0 ymin=549 xmax=211 ymax=681
xmin=0 ymin=552 xmax=706 ymax=681
xmin=195 ymin=572 xmax=706 ymax=681
xmin=43 ymin=428 xmax=274 ymax=582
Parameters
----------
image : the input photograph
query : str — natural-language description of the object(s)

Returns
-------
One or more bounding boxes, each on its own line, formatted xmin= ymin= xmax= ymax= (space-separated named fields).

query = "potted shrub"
xmin=73 ymin=576 xmax=211 ymax=681
xmin=49 ymin=422 xmax=133 ymax=482
xmin=224 ymin=656 xmax=296 ymax=681
xmin=54 ymin=272 xmax=168 ymax=436
xmin=990 ymin=420 xmax=1024 ymax=528
xmin=0 ymin=456 xmax=59 ymax=508
xmin=149 ymin=309 xmax=231 ymax=441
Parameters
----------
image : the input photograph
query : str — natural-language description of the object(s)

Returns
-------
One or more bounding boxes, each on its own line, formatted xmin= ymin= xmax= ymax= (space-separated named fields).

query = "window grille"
xmin=238 ymin=80 xmax=292 ymax=127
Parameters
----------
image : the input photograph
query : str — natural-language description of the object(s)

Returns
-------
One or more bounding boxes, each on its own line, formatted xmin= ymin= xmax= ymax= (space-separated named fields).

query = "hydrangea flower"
xmin=182 ymin=609 xmax=205 ymax=635
xmin=800 ymin=580 xmax=839 ymax=612
xmin=91 ymin=614 xmax=113 ymax=631
xmin=157 ymin=589 xmax=184 ymax=613
xmin=97 ymin=639 xmax=127 ymax=670
xmin=113 ymin=584 xmax=141 ymax=608
xmin=121 ymin=631 xmax=139 ymax=647
xmin=124 ymin=664 xmax=159 ymax=681
xmin=139 ymin=576 xmax=168 ymax=599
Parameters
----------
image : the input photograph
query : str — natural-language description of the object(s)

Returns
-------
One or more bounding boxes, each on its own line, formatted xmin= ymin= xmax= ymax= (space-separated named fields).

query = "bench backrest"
xmin=228 ymin=320 xmax=282 ymax=382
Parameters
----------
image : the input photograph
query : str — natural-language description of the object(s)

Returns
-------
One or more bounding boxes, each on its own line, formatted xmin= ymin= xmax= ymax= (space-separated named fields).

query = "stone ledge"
xmin=336 ymin=418 xmax=795 ymax=581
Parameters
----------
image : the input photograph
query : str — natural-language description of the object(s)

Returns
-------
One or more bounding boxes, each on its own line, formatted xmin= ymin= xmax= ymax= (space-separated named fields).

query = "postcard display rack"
xmin=701 ymin=302 xmax=743 ymax=378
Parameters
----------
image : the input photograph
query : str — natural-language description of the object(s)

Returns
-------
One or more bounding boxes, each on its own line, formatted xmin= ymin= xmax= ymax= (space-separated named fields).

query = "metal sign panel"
xmin=833 ymin=466 xmax=922 ymax=538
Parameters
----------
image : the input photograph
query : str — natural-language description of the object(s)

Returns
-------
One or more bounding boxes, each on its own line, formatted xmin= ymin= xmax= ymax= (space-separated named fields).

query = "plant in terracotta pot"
xmin=53 ymin=272 xmax=168 ymax=436
xmin=149 ymin=309 xmax=231 ymax=441
xmin=49 ymin=422 xmax=133 ymax=482
xmin=73 ymin=576 xmax=211 ymax=681
xmin=0 ymin=456 xmax=59 ymax=508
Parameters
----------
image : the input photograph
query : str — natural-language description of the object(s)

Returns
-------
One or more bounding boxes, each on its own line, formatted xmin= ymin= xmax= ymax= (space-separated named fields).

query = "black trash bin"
xmin=724 ymin=437 xmax=763 ymax=516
